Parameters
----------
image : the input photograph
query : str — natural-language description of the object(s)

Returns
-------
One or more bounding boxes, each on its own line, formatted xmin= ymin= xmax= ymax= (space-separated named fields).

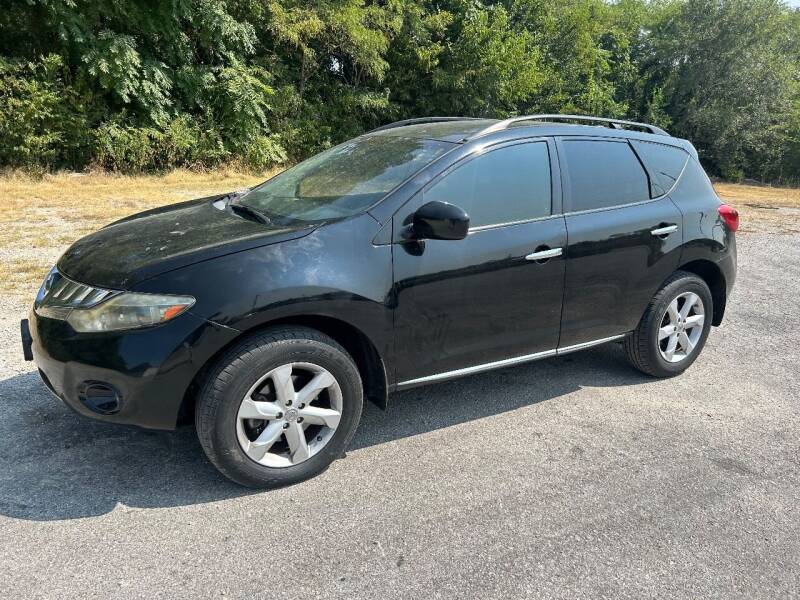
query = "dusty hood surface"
xmin=57 ymin=196 xmax=315 ymax=289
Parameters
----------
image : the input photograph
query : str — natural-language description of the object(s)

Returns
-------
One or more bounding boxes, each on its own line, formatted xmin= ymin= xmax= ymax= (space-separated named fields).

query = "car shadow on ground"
xmin=0 ymin=343 xmax=650 ymax=521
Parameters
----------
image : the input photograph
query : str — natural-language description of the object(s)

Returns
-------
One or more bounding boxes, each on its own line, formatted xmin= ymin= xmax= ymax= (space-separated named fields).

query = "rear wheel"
xmin=196 ymin=326 xmax=363 ymax=488
xmin=624 ymin=271 xmax=713 ymax=377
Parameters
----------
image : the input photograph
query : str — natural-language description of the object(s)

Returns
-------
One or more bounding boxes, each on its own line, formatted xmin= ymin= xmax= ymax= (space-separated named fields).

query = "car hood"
xmin=57 ymin=195 xmax=316 ymax=289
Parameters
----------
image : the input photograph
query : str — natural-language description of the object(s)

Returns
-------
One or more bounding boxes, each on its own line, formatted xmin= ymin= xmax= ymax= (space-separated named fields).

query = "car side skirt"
xmin=395 ymin=333 xmax=627 ymax=389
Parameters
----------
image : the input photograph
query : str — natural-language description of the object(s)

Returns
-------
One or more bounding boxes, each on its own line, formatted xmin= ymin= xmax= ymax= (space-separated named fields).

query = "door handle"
xmin=525 ymin=247 xmax=563 ymax=261
xmin=651 ymin=224 xmax=678 ymax=237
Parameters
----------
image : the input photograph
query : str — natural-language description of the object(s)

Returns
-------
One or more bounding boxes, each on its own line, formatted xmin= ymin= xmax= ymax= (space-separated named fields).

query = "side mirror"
xmin=412 ymin=201 xmax=470 ymax=241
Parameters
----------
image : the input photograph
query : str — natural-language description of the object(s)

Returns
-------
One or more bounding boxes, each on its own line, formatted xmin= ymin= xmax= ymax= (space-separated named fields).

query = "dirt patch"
xmin=714 ymin=182 xmax=800 ymax=234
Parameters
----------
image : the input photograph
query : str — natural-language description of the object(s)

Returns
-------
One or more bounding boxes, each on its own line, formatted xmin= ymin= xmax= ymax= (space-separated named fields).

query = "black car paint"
xmin=558 ymin=197 xmax=683 ymax=346
xmin=30 ymin=307 xmax=239 ymax=429
xmin=58 ymin=196 xmax=316 ymax=289
xmin=28 ymin=121 xmax=736 ymax=430
xmin=135 ymin=211 xmax=395 ymax=362
xmin=391 ymin=137 xmax=567 ymax=383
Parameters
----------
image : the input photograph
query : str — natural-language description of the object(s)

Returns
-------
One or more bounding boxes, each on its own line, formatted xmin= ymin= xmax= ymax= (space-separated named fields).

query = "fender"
xmin=132 ymin=213 xmax=396 ymax=401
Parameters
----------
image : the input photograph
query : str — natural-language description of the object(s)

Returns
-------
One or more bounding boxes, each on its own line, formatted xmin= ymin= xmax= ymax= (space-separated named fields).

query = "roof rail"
xmin=368 ymin=117 xmax=484 ymax=134
xmin=473 ymin=114 xmax=669 ymax=138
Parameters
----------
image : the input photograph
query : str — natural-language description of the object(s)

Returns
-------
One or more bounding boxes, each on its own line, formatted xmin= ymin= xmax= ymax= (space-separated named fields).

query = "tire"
xmin=195 ymin=326 xmax=363 ymax=488
xmin=624 ymin=271 xmax=714 ymax=378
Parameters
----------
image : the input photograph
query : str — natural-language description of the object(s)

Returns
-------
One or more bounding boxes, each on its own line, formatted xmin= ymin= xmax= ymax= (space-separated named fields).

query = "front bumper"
xmin=25 ymin=310 xmax=239 ymax=430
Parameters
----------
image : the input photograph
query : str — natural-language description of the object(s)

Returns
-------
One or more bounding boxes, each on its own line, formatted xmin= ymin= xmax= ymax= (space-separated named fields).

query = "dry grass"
xmin=0 ymin=169 xmax=275 ymax=300
xmin=714 ymin=182 xmax=800 ymax=234
xmin=0 ymin=170 xmax=797 ymax=302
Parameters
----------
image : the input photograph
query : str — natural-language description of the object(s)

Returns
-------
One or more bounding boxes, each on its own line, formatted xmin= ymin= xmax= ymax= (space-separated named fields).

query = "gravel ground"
xmin=0 ymin=232 xmax=798 ymax=599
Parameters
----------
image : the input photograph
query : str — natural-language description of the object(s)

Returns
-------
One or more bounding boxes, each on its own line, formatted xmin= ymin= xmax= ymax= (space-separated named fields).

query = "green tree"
xmin=385 ymin=0 xmax=545 ymax=117
xmin=636 ymin=0 xmax=799 ymax=180
xmin=0 ymin=0 xmax=798 ymax=181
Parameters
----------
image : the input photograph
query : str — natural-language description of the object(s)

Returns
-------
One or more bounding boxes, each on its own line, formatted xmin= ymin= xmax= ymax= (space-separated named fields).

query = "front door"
xmin=391 ymin=139 xmax=567 ymax=386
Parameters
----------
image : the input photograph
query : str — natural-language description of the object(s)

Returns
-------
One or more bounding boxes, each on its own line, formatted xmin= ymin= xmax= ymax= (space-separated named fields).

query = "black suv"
xmin=22 ymin=115 xmax=738 ymax=488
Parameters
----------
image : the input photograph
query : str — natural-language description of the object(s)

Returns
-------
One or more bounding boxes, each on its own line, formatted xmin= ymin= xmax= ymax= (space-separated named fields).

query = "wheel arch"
xmin=177 ymin=314 xmax=389 ymax=426
xmin=675 ymin=259 xmax=727 ymax=326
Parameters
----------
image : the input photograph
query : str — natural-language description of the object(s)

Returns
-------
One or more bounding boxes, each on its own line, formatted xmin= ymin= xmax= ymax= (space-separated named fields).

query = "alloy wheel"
xmin=658 ymin=292 xmax=705 ymax=363
xmin=236 ymin=362 xmax=343 ymax=468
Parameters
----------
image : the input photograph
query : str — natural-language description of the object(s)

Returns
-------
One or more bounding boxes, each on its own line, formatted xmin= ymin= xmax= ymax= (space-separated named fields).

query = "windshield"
xmin=238 ymin=135 xmax=454 ymax=223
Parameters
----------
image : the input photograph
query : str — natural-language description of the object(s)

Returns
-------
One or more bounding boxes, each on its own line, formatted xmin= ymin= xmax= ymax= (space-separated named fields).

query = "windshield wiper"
xmin=228 ymin=202 xmax=272 ymax=225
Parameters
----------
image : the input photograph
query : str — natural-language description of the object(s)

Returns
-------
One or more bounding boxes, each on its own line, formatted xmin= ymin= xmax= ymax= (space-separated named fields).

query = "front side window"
xmin=239 ymin=135 xmax=453 ymax=223
xmin=562 ymin=140 xmax=650 ymax=212
xmin=423 ymin=142 xmax=552 ymax=228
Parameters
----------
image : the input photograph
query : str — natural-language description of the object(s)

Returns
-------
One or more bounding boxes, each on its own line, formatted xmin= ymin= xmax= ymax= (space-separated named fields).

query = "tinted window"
xmin=562 ymin=140 xmax=650 ymax=211
xmin=240 ymin=136 xmax=453 ymax=223
xmin=631 ymin=140 xmax=689 ymax=197
xmin=424 ymin=142 xmax=551 ymax=228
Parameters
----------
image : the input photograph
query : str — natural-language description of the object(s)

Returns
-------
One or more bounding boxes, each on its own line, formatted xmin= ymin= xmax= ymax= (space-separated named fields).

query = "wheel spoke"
xmin=299 ymin=405 xmax=341 ymax=429
xmin=296 ymin=370 xmax=335 ymax=406
xmin=684 ymin=314 xmax=705 ymax=329
xmin=271 ymin=364 xmax=296 ymax=405
xmin=247 ymin=421 xmax=285 ymax=461
xmin=238 ymin=398 xmax=283 ymax=420
xmin=667 ymin=299 xmax=680 ymax=324
xmin=664 ymin=333 xmax=679 ymax=361
xmin=678 ymin=331 xmax=695 ymax=354
xmin=680 ymin=293 xmax=698 ymax=319
xmin=284 ymin=422 xmax=310 ymax=462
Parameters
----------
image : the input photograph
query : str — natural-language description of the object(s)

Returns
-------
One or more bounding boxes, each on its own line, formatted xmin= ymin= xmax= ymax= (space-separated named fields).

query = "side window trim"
xmin=419 ymin=137 xmax=562 ymax=231
xmin=555 ymin=136 xmax=657 ymax=215
xmin=467 ymin=212 xmax=561 ymax=233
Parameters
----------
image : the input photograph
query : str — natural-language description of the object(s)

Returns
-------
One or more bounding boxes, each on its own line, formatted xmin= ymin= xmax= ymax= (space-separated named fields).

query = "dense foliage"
xmin=1 ymin=0 xmax=798 ymax=181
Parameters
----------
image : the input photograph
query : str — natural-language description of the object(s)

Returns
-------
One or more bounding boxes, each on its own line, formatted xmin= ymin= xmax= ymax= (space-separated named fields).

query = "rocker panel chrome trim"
xmin=396 ymin=334 xmax=627 ymax=388
xmin=556 ymin=334 xmax=626 ymax=356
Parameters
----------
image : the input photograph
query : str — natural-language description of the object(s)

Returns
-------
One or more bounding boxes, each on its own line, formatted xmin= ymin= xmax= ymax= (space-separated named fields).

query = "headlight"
xmin=66 ymin=293 xmax=196 ymax=332
xmin=35 ymin=266 xmax=59 ymax=303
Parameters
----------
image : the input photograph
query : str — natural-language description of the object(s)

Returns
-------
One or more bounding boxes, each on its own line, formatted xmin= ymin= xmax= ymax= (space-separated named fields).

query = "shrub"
xmin=94 ymin=122 xmax=163 ymax=172
xmin=0 ymin=55 xmax=91 ymax=170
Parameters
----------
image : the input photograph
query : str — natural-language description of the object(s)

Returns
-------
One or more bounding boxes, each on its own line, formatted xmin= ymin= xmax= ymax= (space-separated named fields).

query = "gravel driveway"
xmin=1 ymin=233 xmax=798 ymax=599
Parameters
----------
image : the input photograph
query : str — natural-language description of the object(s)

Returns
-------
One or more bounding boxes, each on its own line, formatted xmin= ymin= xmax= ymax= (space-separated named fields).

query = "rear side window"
xmin=424 ymin=142 xmax=551 ymax=228
xmin=631 ymin=140 xmax=689 ymax=197
xmin=562 ymin=140 xmax=650 ymax=212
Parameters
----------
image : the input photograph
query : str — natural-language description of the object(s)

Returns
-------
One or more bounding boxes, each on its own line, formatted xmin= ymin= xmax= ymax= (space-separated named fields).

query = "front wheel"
xmin=195 ymin=326 xmax=363 ymax=488
xmin=624 ymin=271 xmax=714 ymax=377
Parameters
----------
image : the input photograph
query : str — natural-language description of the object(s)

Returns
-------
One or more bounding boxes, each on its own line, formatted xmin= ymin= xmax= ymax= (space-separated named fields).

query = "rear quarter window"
xmin=561 ymin=140 xmax=651 ymax=212
xmin=631 ymin=140 xmax=689 ymax=197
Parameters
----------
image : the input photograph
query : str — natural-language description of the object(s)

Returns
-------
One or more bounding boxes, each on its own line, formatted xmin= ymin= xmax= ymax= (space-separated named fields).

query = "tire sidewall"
xmin=647 ymin=276 xmax=713 ymax=375
xmin=205 ymin=337 xmax=363 ymax=488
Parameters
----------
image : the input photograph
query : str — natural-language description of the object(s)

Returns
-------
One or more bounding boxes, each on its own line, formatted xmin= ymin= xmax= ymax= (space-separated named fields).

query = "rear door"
xmin=557 ymin=137 xmax=683 ymax=347
xmin=392 ymin=139 xmax=567 ymax=385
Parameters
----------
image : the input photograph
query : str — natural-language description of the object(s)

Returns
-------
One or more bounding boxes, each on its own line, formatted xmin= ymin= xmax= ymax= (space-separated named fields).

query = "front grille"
xmin=34 ymin=269 xmax=118 ymax=320
xmin=46 ymin=274 xmax=114 ymax=307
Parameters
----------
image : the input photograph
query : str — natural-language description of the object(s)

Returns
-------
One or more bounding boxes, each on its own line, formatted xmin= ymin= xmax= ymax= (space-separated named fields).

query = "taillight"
xmin=718 ymin=204 xmax=739 ymax=232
